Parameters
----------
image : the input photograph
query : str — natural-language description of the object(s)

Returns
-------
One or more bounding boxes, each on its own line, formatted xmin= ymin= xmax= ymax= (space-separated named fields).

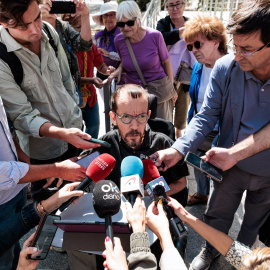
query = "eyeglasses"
xmin=114 ymin=112 xmax=149 ymax=124
xmin=103 ymin=13 xmax=116 ymax=19
xmin=116 ymin=18 xmax=136 ymax=28
xmin=166 ymin=2 xmax=185 ymax=10
xmin=186 ymin=41 xmax=202 ymax=51
xmin=227 ymin=38 xmax=270 ymax=58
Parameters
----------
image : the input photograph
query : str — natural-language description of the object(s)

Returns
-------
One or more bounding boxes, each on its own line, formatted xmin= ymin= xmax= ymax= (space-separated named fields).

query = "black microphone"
xmin=93 ymin=180 xmax=121 ymax=243
xmin=153 ymin=185 xmax=187 ymax=259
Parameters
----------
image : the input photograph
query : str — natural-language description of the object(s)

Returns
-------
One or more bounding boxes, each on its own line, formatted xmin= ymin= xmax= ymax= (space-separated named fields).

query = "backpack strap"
xmin=42 ymin=22 xmax=58 ymax=57
xmin=0 ymin=42 xmax=23 ymax=85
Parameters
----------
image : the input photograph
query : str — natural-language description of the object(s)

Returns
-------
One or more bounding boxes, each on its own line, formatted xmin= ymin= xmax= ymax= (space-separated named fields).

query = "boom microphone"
xmin=120 ymin=156 xmax=144 ymax=206
xmin=58 ymin=154 xmax=116 ymax=212
xmin=93 ymin=180 xmax=121 ymax=243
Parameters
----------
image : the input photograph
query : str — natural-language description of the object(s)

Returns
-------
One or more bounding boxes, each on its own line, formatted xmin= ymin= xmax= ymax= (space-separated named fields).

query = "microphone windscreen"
xmin=120 ymin=156 xmax=144 ymax=179
xmin=142 ymin=159 xmax=160 ymax=185
xmin=93 ymin=180 xmax=121 ymax=218
xmin=86 ymin=154 xmax=116 ymax=183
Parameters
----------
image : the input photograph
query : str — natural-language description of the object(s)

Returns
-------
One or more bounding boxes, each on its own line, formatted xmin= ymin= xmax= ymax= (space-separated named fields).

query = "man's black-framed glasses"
xmin=116 ymin=18 xmax=136 ymax=28
xmin=166 ymin=2 xmax=185 ymax=10
xmin=114 ymin=112 xmax=149 ymax=124
xmin=227 ymin=38 xmax=270 ymax=58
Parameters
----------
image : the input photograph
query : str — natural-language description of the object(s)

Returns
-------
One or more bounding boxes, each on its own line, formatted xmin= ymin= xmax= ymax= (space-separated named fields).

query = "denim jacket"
xmin=187 ymin=61 xmax=203 ymax=123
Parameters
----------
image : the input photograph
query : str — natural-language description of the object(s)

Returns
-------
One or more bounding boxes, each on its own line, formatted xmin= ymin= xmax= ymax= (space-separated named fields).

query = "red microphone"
xmin=86 ymin=153 xmax=116 ymax=182
xmin=142 ymin=159 xmax=160 ymax=185
xmin=59 ymin=153 xmax=116 ymax=212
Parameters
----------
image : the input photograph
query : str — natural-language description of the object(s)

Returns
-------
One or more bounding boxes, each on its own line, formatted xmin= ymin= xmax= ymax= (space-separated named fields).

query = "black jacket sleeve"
xmin=156 ymin=15 xmax=180 ymax=46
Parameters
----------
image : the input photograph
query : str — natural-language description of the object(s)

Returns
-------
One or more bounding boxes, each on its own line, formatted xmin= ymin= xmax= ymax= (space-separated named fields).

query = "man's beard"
xmin=122 ymin=129 xmax=144 ymax=149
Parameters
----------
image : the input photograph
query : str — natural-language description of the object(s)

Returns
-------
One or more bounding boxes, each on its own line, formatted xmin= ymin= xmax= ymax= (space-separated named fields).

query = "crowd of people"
xmin=0 ymin=0 xmax=270 ymax=269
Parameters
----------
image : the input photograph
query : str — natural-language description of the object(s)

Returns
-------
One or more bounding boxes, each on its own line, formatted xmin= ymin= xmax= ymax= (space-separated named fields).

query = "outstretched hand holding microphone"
xmin=58 ymin=153 xmax=116 ymax=212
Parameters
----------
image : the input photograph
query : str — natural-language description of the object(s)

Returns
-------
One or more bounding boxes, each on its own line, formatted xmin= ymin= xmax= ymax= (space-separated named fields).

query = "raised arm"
xmin=168 ymin=197 xmax=233 ymax=256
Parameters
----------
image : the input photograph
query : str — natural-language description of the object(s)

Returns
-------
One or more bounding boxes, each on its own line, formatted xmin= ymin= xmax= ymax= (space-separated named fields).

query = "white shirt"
xmin=0 ymin=97 xmax=28 ymax=205
xmin=197 ymin=65 xmax=212 ymax=112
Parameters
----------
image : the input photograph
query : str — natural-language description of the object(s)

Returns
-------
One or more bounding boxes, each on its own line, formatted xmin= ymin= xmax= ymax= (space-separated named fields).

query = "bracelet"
xmin=36 ymin=200 xmax=48 ymax=217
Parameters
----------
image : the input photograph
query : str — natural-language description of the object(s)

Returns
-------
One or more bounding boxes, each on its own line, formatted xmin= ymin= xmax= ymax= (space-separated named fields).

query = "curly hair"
xmin=0 ymin=0 xmax=40 ymax=29
xmin=240 ymin=247 xmax=270 ymax=270
xmin=183 ymin=15 xmax=227 ymax=54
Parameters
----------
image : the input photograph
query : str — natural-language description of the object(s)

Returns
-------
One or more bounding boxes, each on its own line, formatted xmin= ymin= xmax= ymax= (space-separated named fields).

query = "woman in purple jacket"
xmin=93 ymin=2 xmax=121 ymax=81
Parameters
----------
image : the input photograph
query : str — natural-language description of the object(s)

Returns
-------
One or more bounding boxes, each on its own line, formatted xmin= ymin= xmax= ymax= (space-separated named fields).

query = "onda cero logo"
xmin=101 ymin=182 xmax=120 ymax=200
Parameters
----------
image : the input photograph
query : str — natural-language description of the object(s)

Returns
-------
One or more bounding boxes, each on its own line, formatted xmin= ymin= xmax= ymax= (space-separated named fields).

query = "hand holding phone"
xmin=184 ymin=152 xmax=223 ymax=182
xmin=29 ymin=214 xmax=61 ymax=260
xmin=89 ymin=138 xmax=111 ymax=148
xmin=49 ymin=1 xmax=76 ymax=14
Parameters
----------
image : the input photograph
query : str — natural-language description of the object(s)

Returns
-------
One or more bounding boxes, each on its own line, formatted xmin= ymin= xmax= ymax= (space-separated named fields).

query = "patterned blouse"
xmin=225 ymin=241 xmax=252 ymax=268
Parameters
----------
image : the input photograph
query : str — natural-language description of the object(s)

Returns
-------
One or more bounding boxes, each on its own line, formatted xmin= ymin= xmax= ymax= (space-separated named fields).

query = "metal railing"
xmin=141 ymin=0 xmax=162 ymax=28
xmin=103 ymin=79 xmax=116 ymax=132
xmin=200 ymin=0 xmax=244 ymax=24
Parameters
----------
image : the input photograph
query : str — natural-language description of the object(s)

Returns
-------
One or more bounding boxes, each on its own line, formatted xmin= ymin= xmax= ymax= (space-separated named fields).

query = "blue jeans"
xmin=82 ymin=102 xmax=100 ymax=139
xmin=0 ymin=188 xmax=26 ymax=270
xmin=194 ymin=150 xmax=209 ymax=196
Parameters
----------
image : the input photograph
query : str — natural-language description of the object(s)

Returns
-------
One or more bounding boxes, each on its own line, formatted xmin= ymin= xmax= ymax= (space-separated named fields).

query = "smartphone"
xmin=29 ymin=214 xmax=61 ymax=260
xmin=49 ymin=1 xmax=76 ymax=14
xmin=89 ymin=138 xmax=111 ymax=149
xmin=76 ymin=151 xmax=100 ymax=168
xmin=184 ymin=152 xmax=223 ymax=183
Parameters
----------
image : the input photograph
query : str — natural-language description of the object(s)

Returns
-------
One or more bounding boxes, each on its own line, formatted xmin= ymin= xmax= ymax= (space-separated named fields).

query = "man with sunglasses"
xmin=151 ymin=1 xmax=270 ymax=270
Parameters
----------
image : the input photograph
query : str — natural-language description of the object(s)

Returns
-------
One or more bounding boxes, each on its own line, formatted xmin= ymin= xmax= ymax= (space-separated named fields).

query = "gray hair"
xmin=116 ymin=1 xmax=141 ymax=21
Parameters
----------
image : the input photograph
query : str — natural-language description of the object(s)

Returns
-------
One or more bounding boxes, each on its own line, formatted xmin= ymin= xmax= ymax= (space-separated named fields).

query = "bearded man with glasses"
xmin=68 ymin=83 xmax=189 ymax=270
xmin=89 ymin=84 xmax=189 ymax=207
xmin=151 ymin=1 xmax=270 ymax=269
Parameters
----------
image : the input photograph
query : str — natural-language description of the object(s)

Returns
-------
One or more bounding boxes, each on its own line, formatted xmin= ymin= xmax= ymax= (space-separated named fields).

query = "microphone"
xmin=58 ymin=154 xmax=116 ymax=212
xmin=143 ymin=159 xmax=187 ymax=258
xmin=153 ymin=184 xmax=187 ymax=259
xmin=120 ymin=156 xmax=144 ymax=206
xmin=142 ymin=159 xmax=160 ymax=183
xmin=93 ymin=180 xmax=121 ymax=243
xmin=142 ymin=159 xmax=170 ymax=200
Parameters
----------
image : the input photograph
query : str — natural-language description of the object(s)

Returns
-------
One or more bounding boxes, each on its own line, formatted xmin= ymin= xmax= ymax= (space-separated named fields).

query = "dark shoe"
xmin=187 ymin=193 xmax=208 ymax=206
xmin=189 ymin=246 xmax=220 ymax=270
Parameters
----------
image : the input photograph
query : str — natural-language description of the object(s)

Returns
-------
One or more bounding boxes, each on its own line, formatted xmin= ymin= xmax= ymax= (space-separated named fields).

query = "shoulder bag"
xmin=125 ymin=38 xmax=175 ymax=104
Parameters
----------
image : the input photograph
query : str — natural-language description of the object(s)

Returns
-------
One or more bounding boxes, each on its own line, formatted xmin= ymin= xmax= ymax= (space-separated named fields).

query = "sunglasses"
xmin=186 ymin=41 xmax=202 ymax=51
xmin=116 ymin=18 xmax=136 ymax=28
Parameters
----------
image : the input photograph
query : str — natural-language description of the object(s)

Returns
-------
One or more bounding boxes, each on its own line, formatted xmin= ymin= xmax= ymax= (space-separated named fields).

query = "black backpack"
xmin=0 ymin=23 xmax=58 ymax=85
